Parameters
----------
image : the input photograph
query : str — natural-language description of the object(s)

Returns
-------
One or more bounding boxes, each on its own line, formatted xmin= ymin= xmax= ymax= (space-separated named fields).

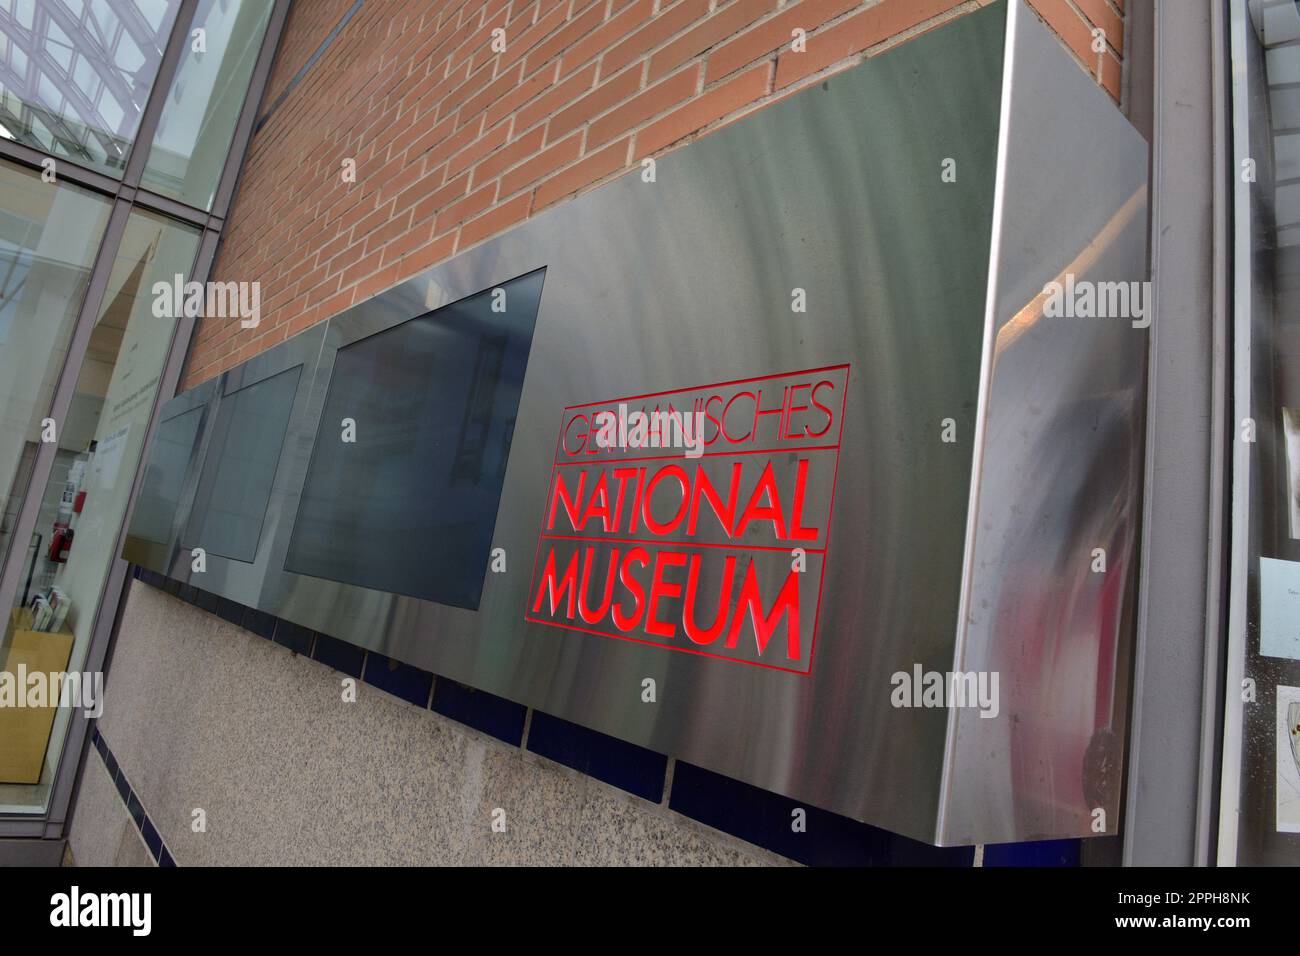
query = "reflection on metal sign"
xmin=527 ymin=366 xmax=848 ymax=674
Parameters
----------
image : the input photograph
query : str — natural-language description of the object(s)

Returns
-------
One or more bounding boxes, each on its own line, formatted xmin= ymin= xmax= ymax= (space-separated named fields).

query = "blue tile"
xmin=527 ymin=711 xmax=666 ymax=802
xmin=241 ymin=607 xmax=277 ymax=640
xmin=272 ymin=619 xmax=314 ymax=656
xmin=362 ymin=653 xmax=433 ymax=707
xmin=102 ymin=748 xmax=119 ymax=781
xmin=312 ymin=633 xmax=364 ymax=678
xmin=159 ymin=846 xmax=176 ymax=867
xmin=141 ymin=816 xmax=163 ymax=860
xmin=90 ymin=725 xmax=100 ymax=746
xmin=126 ymin=791 xmax=145 ymax=829
xmin=163 ymin=577 xmax=181 ymax=596
xmin=113 ymin=770 xmax=130 ymax=804
xmin=132 ymin=565 xmax=141 ymax=580
xmin=668 ymin=761 xmax=976 ymax=867
xmin=195 ymin=588 xmax=219 ymax=613
xmin=177 ymin=583 xmax=198 ymax=605
xmin=216 ymin=596 xmax=246 ymax=626
xmin=431 ymin=678 xmax=527 ymax=745
xmin=983 ymin=839 xmax=1080 ymax=867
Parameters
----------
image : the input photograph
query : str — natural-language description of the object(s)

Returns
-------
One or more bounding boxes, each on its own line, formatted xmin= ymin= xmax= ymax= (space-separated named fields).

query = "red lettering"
xmin=531 ymin=547 xmax=579 ymax=617
xmin=736 ymin=462 xmax=787 ymax=539
xmin=726 ymin=560 xmax=801 ymax=660
xmin=578 ymin=547 xmax=618 ymax=624
xmin=611 ymin=547 xmax=649 ymax=631
xmin=547 ymin=471 xmax=586 ymax=531
xmin=682 ymin=552 xmax=734 ymax=645
xmin=646 ymin=551 xmax=686 ymax=638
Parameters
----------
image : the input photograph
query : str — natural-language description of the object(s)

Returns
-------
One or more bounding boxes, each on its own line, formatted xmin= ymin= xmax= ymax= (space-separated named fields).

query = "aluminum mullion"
xmin=120 ymin=0 xmax=200 ymax=189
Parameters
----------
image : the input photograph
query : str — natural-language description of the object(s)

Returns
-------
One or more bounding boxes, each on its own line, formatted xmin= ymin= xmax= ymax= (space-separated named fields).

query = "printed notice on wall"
xmin=1259 ymin=557 xmax=1300 ymax=661
xmin=1277 ymin=684 xmax=1300 ymax=833
xmin=527 ymin=365 xmax=848 ymax=675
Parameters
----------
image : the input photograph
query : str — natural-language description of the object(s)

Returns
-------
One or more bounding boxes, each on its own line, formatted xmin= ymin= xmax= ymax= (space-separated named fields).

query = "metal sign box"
xmin=124 ymin=0 xmax=1149 ymax=845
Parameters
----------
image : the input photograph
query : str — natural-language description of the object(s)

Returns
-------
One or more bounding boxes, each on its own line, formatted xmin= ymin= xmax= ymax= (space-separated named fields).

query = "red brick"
xmin=498 ymin=0 xmax=570 ymax=70
xmin=705 ymin=0 xmax=859 ymax=83
xmin=472 ymin=125 xmax=547 ymax=187
xmin=525 ymin=0 xmax=608 ymax=73
xmin=1026 ymin=0 xmax=1121 ymax=100
xmin=445 ymin=119 xmax=511 ymax=178
xmin=486 ymin=61 xmax=560 ymax=127
xmin=635 ymin=63 xmax=769 ymax=158
xmin=434 ymin=180 xmax=498 ymax=233
xmin=648 ymin=0 xmax=775 ymax=81
xmin=545 ymin=64 xmax=640 ymax=144
xmin=460 ymin=61 xmax=525 ymax=125
xmin=1073 ymin=0 xmax=1123 ymax=54
xmin=534 ymin=136 xmax=629 ymax=209
xmin=398 ymin=230 xmax=458 ymax=273
xmin=500 ymin=130 xmax=583 ymax=196
xmin=518 ymin=61 xmax=598 ymax=133
xmin=561 ymin=0 xmax=653 ymax=76
xmin=459 ymin=192 xmax=533 ymax=248
xmin=601 ymin=0 xmax=708 ymax=79
xmin=410 ymin=172 xmax=472 ymax=223
xmin=588 ymin=64 xmax=699 ymax=148
xmin=775 ymin=0 xmax=964 ymax=88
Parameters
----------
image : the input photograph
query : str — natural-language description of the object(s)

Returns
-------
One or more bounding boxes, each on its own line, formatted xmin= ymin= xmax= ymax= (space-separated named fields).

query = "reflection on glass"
xmin=139 ymin=0 xmax=272 ymax=209
xmin=187 ymin=364 xmax=299 ymax=562
xmin=1231 ymin=2 xmax=1300 ymax=864
xmin=130 ymin=403 xmax=201 ymax=544
xmin=285 ymin=269 xmax=545 ymax=610
xmin=0 ymin=0 xmax=184 ymax=176
xmin=0 ymin=206 xmax=197 ymax=812
xmin=0 ymin=160 xmax=111 ymax=577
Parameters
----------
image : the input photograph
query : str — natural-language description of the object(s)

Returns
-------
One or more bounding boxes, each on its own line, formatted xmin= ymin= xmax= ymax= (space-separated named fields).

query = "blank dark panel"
xmin=130 ymin=406 xmax=204 ymax=544
xmin=189 ymin=365 xmax=302 ymax=562
xmin=284 ymin=268 xmax=545 ymax=609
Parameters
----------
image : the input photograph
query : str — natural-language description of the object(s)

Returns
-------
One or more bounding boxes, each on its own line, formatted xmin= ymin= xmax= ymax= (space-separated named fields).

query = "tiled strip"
xmin=127 ymin=567 xmax=1006 ymax=866
xmin=87 ymin=725 xmax=176 ymax=867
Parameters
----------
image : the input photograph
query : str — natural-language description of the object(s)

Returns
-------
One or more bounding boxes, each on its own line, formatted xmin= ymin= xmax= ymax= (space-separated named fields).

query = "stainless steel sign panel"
xmin=123 ymin=0 xmax=1149 ymax=844
xmin=938 ymin=2 xmax=1150 ymax=845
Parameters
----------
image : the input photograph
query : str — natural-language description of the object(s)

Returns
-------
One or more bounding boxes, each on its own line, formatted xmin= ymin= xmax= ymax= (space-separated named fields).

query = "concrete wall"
xmin=67 ymin=581 xmax=787 ymax=865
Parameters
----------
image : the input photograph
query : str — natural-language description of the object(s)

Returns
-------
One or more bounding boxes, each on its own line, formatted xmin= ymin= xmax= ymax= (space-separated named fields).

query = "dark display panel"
xmin=130 ymin=406 xmax=204 ymax=544
xmin=187 ymin=365 xmax=301 ymax=562
xmin=284 ymin=269 xmax=545 ymax=609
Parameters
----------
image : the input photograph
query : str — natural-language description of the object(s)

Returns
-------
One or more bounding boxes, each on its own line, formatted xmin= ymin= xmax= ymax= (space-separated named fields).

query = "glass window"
xmin=186 ymin=364 xmax=300 ymax=562
xmin=1227 ymin=1 xmax=1300 ymax=865
xmin=0 ymin=205 xmax=198 ymax=813
xmin=285 ymin=270 xmax=545 ymax=611
xmin=139 ymin=0 xmax=273 ymax=210
xmin=0 ymin=0 xmax=185 ymax=177
xmin=129 ymin=403 xmax=201 ymax=544
xmin=0 ymin=160 xmax=112 ymax=577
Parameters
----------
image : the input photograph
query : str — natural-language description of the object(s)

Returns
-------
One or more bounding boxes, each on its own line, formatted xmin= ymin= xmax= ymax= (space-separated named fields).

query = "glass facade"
xmin=0 ymin=0 xmax=184 ymax=176
xmin=1225 ymin=0 xmax=1300 ymax=866
xmin=0 ymin=0 xmax=277 ymax=821
xmin=140 ymin=0 xmax=273 ymax=209
xmin=0 ymin=162 xmax=111 ymax=574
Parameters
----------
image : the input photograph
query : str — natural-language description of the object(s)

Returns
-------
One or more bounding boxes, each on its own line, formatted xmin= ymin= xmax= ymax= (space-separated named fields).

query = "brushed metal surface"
xmin=123 ymin=0 xmax=1148 ymax=843
xmin=938 ymin=1 xmax=1149 ymax=844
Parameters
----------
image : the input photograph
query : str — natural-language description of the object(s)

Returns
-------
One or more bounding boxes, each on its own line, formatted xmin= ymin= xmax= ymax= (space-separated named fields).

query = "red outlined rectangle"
xmin=525 ymin=365 xmax=849 ymax=676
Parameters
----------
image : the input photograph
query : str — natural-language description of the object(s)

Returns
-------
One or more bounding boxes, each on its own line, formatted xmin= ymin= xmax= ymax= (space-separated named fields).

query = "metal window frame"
xmin=1119 ymin=0 xmax=1231 ymax=867
xmin=0 ymin=0 xmax=292 ymax=845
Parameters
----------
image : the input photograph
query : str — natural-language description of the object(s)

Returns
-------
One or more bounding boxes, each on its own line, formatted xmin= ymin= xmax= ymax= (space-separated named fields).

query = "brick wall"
xmin=184 ymin=0 xmax=1126 ymax=388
